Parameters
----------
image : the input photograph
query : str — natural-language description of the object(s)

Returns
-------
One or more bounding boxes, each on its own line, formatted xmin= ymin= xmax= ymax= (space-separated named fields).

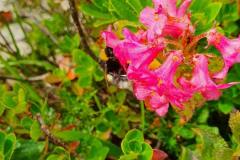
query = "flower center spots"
xmin=158 ymin=79 xmax=163 ymax=86
xmin=172 ymin=55 xmax=179 ymax=62
xmin=154 ymin=14 xmax=160 ymax=21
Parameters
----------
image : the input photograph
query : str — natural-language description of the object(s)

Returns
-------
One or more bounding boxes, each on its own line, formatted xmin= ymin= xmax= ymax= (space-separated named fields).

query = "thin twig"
xmin=0 ymin=76 xmax=27 ymax=82
xmin=36 ymin=114 xmax=68 ymax=149
xmin=13 ymin=5 xmax=34 ymax=51
xmin=0 ymin=43 xmax=14 ymax=56
xmin=0 ymin=31 xmax=15 ymax=53
xmin=68 ymin=0 xmax=104 ymax=69
xmin=36 ymin=114 xmax=79 ymax=157
xmin=6 ymin=23 xmax=21 ymax=57
xmin=0 ymin=74 xmax=48 ymax=82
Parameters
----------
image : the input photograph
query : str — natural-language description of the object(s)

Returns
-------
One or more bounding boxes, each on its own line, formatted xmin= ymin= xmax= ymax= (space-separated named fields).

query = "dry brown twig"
xmin=68 ymin=0 xmax=104 ymax=69
xmin=36 ymin=114 xmax=68 ymax=148
xmin=36 ymin=114 xmax=79 ymax=157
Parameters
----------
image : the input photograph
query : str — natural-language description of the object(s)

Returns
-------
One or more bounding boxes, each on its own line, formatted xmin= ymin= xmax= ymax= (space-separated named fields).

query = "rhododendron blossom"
xmin=102 ymin=0 xmax=239 ymax=116
xmin=207 ymin=29 xmax=240 ymax=79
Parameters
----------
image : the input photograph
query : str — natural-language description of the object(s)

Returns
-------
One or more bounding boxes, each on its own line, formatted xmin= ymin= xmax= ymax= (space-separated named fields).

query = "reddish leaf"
xmin=62 ymin=124 xmax=76 ymax=131
xmin=0 ymin=11 xmax=13 ymax=23
xmin=152 ymin=149 xmax=168 ymax=160
xmin=68 ymin=141 xmax=80 ymax=152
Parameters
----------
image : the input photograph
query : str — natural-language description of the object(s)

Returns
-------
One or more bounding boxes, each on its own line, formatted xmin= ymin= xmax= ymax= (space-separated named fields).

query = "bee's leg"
xmin=104 ymin=62 xmax=109 ymax=88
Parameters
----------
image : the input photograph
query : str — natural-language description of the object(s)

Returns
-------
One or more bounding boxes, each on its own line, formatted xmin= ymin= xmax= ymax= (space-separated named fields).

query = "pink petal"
xmin=217 ymin=82 xmax=240 ymax=89
xmin=183 ymin=54 xmax=239 ymax=100
xmin=140 ymin=7 xmax=167 ymax=41
xmin=177 ymin=0 xmax=192 ymax=17
xmin=213 ymin=65 xmax=230 ymax=79
xmin=149 ymin=94 xmax=168 ymax=109
xmin=153 ymin=0 xmax=177 ymax=17
xmin=140 ymin=7 xmax=155 ymax=27
xmin=155 ymin=51 xmax=183 ymax=82
xmin=155 ymin=103 xmax=169 ymax=116
xmin=101 ymin=31 xmax=119 ymax=48
xmin=207 ymin=29 xmax=240 ymax=79
xmin=133 ymin=83 xmax=152 ymax=100
xmin=201 ymin=87 xmax=222 ymax=100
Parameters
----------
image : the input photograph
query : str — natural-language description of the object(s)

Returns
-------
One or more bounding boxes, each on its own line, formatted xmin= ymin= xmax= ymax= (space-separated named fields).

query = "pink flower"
xmin=178 ymin=54 xmax=238 ymax=100
xmin=140 ymin=0 xmax=194 ymax=39
xmin=153 ymin=0 xmax=192 ymax=17
xmin=154 ymin=0 xmax=194 ymax=37
xmin=140 ymin=7 xmax=167 ymax=41
xmin=102 ymin=29 xmax=164 ymax=69
xmin=207 ymin=29 xmax=240 ymax=79
xmin=128 ymin=51 xmax=192 ymax=116
xmin=102 ymin=0 xmax=239 ymax=117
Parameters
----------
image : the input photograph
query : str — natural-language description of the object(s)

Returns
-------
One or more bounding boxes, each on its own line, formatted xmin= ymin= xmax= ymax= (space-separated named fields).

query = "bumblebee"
xmin=104 ymin=47 xmax=132 ymax=90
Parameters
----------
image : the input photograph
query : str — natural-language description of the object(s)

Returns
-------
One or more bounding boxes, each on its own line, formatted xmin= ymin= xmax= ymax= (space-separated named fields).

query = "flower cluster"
xmin=102 ymin=0 xmax=239 ymax=116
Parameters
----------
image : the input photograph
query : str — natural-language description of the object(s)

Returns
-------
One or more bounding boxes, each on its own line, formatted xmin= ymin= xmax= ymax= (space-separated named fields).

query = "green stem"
xmin=0 ymin=57 xmax=19 ymax=77
xmin=6 ymin=23 xmax=21 ymax=57
xmin=140 ymin=101 xmax=145 ymax=133
xmin=0 ymin=46 xmax=14 ymax=57
xmin=5 ymin=60 xmax=55 ymax=70
xmin=94 ymin=95 xmax=102 ymax=111
xmin=13 ymin=5 xmax=34 ymax=51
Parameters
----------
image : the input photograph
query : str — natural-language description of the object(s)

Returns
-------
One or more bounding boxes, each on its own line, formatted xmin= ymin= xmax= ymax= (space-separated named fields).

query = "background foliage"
xmin=0 ymin=0 xmax=240 ymax=159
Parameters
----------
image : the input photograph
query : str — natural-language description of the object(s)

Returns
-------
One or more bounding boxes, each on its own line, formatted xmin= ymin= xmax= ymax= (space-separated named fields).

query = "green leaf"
xmin=101 ymin=141 xmax=122 ymax=159
xmin=0 ymin=105 xmax=4 ymax=116
xmin=140 ymin=0 xmax=152 ymax=7
xmin=47 ymin=147 xmax=70 ymax=160
xmin=121 ymin=129 xmax=143 ymax=154
xmin=77 ymin=75 xmax=92 ymax=87
xmin=119 ymin=153 xmax=139 ymax=160
xmin=128 ymin=140 xmax=143 ymax=153
xmin=78 ymin=135 xmax=109 ymax=160
xmin=4 ymin=133 xmax=16 ymax=160
xmin=93 ymin=18 xmax=118 ymax=27
xmin=93 ymin=67 xmax=104 ymax=82
xmin=116 ymin=90 xmax=127 ymax=104
xmin=87 ymin=139 xmax=109 ymax=160
xmin=1 ymin=92 xmax=17 ymax=109
xmin=197 ymin=108 xmax=209 ymax=123
xmin=126 ymin=0 xmax=143 ymax=14
xmin=190 ymin=0 xmax=210 ymax=12
xmin=204 ymin=2 xmax=222 ymax=22
xmin=192 ymin=127 xmax=233 ymax=160
xmin=179 ymin=127 xmax=194 ymax=139
xmin=11 ymin=140 xmax=45 ymax=160
xmin=92 ymin=0 xmax=109 ymax=11
xmin=139 ymin=143 xmax=153 ymax=160
xmin=218 ymin=102 xmax=233 ymax=114
xmin=80 ymin=4 xmax=115 ymax=19
xmin=14 ymin=88 xmax=27 ymax=114
xmin=44 ymin=13 xmax=66 ymax=34
xmin=73 ymin=49 xmax=96 ymax=87
xmin=54 ymin=130 xmax=82 ymax=141
xmin=0 ymin=132 xmax=5 ymax=156
xmin=59 ymin=35 xmax=80 ymax=52
xmin=30 ymin=121 xmax=42 ymax=141
xmin=179 ymin=147 xmax=197 ymax=160
xmin=21 ymin=117 xmax=33 ymax=130
xmin=191 ymin=2 xmax=222 ymax=34
xmin=109 ymin=0 xmax=138 ymax=21
xmin=0 ymin=131 xmax=16 ymax=160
